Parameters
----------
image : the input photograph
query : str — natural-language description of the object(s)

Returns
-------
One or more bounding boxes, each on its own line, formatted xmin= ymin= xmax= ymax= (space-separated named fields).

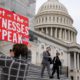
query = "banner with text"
xmin=0 ymin=8 xmax=29 ymax=45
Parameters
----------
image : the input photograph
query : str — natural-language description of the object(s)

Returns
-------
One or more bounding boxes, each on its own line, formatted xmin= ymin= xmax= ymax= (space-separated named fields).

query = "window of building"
xmin=50 ymin=5 xmax=52 ymax=8
xmin=57 ymin=28 xmax=59 ymax=38
xmin=64 ymin=18 xmax=65 ymax=23
xmin=71 ymin=76 xmax=74 ymax=80
xmin=61 ymin=52 xmax=63 ymax=56
xmin=66 ymin=30 xmax=68 ymax=40
xmin=70 ymin=31 xmax=71 ymax=41
xmin=49 ymin=16 xmax=51 ymax=21
xmin=45 ymin=17 xmax=47 ymax=22
xmin=53 ymin=17 xmax=55 ymax=22
xmin=60 ymin=17 xmax=62 ymax=23
xmin=41 ymin=45 xmax=44 ymax=49
xmin=58 ymin=5 xmax=60 ymax=9
xmin=40 ymin=54 xmax=43 ymax=59
xmin=77 ymin=76 xmax=79 ymax=80
xmin=42 ymin=17 xmax=44 ymax=22
xmin=39 ymin=18 xmax=40 ymax=23
xmin=45 ymin=6 xmax=46 ymax=9
xmin=37 ymin=19 xmax=38 ymax=23
xmin=53 ymin=5 xmax=55 ymax=8
xmin=56 ymin=5 xmax=57 ymax=9
xmin=57 ymin=17 xmax=59 ymax=23
xmin=66 ymin=18 xmax=68 ymax=24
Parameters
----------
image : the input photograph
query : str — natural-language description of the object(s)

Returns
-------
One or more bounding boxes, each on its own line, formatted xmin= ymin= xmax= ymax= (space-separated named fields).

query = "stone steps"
xmin=27 ymin=76 xmax=69 ymax=80
xmin=27 ymin=64 xmax=69 ymax=80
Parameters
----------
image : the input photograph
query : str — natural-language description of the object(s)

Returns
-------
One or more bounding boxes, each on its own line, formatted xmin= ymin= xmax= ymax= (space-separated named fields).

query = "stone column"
xmin=72 ymin=32 xmax=74 ymax=42
xmin=74 ymin=52 xmax=76 ymax=69
xmin=68 ymin=30 xmax=70 ymax=42
xmin=62 ymin=29 xmax=65 ymax=40
xmin=46 ymin=28 xmax=48 ymax=35
xmin=79 ymin=54 xmax=80 ymax=69
xmin=65 ymin=29 xmax=67 ymax=40
xmin=77 ymin=53 xmax=79 ymax=70
xmin=59 ymin=28 xmax=62 ymax=39
xmin=71 ymin=32 xmax=73 ymax=42
xmin=71 ymin=32 xmax=72 ymax=42
xmin=68 ymin=53 xmax=71 ymax=69
xmin=74 ymin=33 xmax=76 ymax=42
xmin=55 ymin=28 xmax=57 ymax=38
xmin=41 ymin=28 xmax=44 ymax=33
xmin=70 ymin=31 xmax=71 ymax=42
xmin=50 ymin=27 xmax=53 ymax=36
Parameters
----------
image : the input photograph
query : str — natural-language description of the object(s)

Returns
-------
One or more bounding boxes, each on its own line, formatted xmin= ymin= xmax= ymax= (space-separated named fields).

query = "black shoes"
xmin=50 ymin=76 xmax=54 ymax=79
xmin=50 ymin=76 xmax=60 ymax=79
xmin=57 ymin=77 xmax=60 ymax=79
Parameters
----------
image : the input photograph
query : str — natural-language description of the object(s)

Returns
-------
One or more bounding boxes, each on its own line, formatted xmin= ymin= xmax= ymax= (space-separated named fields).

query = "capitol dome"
xmin=34 ymin=0 xmax=77 ymax=43
xmin=38 ymin=0 xmax=68 ymax=14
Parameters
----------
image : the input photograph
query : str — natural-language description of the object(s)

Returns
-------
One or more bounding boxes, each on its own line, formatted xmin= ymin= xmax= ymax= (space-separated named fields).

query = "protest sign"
xmin=0 ymin=8 xmax=29 ymax=45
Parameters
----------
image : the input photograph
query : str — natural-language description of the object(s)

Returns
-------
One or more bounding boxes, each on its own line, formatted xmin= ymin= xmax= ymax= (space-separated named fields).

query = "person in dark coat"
xmin=0 ymin=43 xmax=29 ymax=80
xmin=41 ymin=47 xmax=52 ymax=78
xmin=50 ymin=51 xmax=61 ymax=79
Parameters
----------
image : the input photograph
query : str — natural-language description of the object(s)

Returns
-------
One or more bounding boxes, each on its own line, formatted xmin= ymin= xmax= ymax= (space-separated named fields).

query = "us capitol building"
xmin=29 ymin=0 xmax=80 ymax=80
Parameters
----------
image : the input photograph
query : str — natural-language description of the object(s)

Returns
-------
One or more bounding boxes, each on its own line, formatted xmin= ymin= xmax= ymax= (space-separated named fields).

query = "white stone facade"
xmin=29 ymin=0 xmax=80 ymax=80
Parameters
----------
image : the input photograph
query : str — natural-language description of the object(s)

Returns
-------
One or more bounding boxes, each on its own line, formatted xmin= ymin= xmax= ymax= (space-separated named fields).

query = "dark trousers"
xmin=41 ymin=63 xmax=50 ymax=78
xmin=52 ymin=65 xmax=60 ymax=79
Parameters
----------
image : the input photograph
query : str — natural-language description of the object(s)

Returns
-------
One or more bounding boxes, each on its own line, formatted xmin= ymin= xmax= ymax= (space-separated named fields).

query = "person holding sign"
xmin=0 ymin=43 xmax=29 ymax=80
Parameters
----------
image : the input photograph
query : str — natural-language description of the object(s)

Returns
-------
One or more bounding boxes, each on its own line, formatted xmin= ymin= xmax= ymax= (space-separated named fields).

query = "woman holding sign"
xmin=0 ymin=43 xmax=29 ymax=80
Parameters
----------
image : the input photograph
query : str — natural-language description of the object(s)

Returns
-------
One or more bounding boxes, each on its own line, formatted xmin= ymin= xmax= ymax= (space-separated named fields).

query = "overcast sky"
xmin=36 ymin=0 xmax=80 ymax=44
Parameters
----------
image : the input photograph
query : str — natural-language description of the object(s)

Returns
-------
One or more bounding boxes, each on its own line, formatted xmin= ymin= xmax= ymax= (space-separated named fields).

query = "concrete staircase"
xmin=27 ymin=64 xmax=69 ymax=80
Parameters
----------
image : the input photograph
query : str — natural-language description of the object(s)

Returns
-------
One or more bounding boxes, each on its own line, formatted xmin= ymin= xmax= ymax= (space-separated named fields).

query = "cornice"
xmin=31 ymin=30 xmax=80 ymax=51
xmin=34 ymin=24 xmax=77 ymax=34
xmin=35 ymin=11 xmax=73 ymax=23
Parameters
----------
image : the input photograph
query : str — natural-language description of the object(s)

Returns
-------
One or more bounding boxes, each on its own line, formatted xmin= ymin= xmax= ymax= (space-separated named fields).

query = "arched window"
xmin=56 ymin=5 xmax=57 ymax=9
xmin=77 ymin=76 xmax=79 ymax=80
xmin=53 ymin=5 xmax=55 ymax=8
xmin=45 ymin=17 xmax=47 ymax=22
xmin=71 ymin=76 xmax=74 ymax=80
xmin=60 ymin=17 xmax=62 ymax=23
xmin=50 ymin=5 xmax=52 ymax=8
